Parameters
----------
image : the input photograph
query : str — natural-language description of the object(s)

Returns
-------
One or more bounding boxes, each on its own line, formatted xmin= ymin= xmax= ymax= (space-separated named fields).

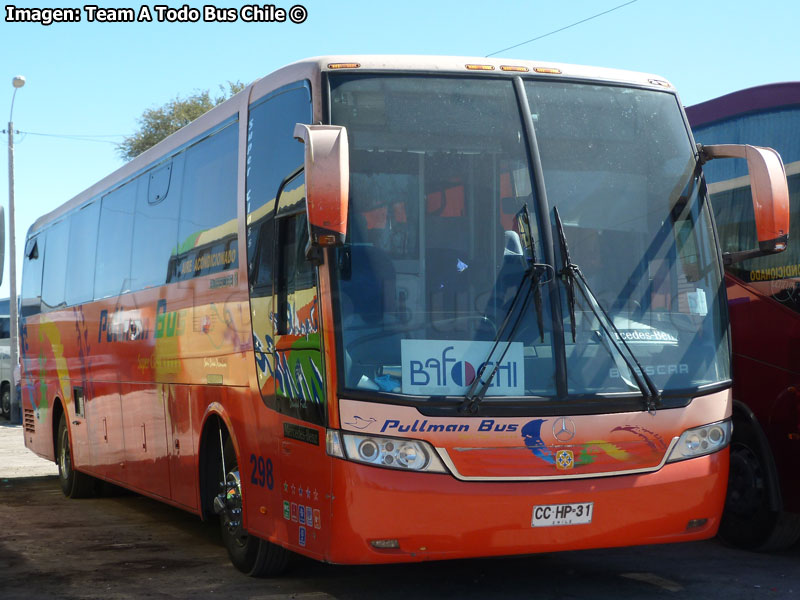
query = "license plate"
xmin=531 ymin=502 xmax=593 ymax=527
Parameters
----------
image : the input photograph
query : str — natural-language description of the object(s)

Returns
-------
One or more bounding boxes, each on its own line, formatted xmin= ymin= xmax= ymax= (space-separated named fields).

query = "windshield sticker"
xmin=401 ymin=340 xmax=524 ymax=396
xmin=687 ymin=288 xmax=708 ymax=315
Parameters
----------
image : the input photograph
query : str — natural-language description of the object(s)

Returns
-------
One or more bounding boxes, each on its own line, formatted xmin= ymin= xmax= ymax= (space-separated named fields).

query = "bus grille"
xmin=23 ymin=408 xmax=36 ymax=433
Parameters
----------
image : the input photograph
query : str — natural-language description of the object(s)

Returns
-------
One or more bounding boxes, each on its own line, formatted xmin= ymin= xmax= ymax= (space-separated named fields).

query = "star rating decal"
xmin=284 ymin=482 xmax=321 ymax=502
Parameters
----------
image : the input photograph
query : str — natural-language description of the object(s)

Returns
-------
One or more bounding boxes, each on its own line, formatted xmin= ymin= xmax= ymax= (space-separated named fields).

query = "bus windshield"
xmin=330 ymin=74 xmax=730 ymax=403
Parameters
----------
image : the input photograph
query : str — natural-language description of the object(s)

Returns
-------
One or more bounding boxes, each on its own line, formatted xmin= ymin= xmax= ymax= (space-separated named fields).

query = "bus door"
xmin=272 ymin=171 xmax=330 ymax=555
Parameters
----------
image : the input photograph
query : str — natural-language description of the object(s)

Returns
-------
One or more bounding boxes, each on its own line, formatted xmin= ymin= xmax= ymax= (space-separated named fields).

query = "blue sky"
xmin=1 ymin=0 xmax=798 ymax=298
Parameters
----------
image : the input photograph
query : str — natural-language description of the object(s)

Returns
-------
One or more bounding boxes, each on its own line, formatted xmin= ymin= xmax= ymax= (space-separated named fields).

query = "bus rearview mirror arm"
xmin=698 ymin=143 xmax=790 ymax=265
xmin=293 ymin=124 xmax=350 ymax=258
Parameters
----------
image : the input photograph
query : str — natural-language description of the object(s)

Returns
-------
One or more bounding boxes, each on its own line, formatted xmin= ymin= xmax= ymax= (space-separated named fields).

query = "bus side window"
xmin=66 ymin=201 xmax=100 ymax=306
xmin=251 ymin=218 xmax=275 ymax=297
xmin=95 ymin=180 xmax=136 ymax=299
xmin=41 ymin=218 xmax=70 ymax=311
xmin=246 ymin=82 xmax=312 ymax=268
xmin=21 ymin=235 xmax=45 ymax=317
xmin=712 ymin=173 xmax=800 ymax=310
xmin=177 ymin=121 xmax=236 ymax=258
xmin=131 ymin=156 xmax=182 ymax=290
xmin=275 ymin=173 xmax=313 ymax=336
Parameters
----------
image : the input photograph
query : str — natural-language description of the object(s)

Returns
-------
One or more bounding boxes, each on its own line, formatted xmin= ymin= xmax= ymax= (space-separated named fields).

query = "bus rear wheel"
xmin=214 ymin=436 xmax=289 ymax=576
xmin=56 ymin=413 xmax=95 ymax=498
xmin=719 ymin=418 xmax=800 ymax=551
xmin=1 ymin=384 xmax=9 ymax=419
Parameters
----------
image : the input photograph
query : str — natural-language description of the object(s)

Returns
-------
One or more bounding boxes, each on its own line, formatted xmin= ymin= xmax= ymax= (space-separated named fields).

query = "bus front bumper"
xmin=323 ymin=448 xmax=728 ymax=564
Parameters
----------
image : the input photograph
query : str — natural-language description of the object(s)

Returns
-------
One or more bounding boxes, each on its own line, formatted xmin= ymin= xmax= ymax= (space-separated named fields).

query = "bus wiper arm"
xmin=553 ymin=207 xmax=661 ymax=413
xmin=460 ymin=205 xmax=550 ymax=413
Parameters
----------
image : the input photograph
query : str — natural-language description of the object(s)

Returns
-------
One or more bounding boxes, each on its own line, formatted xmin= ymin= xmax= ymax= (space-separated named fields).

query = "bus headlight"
xmin=666 ymin=420 xmax=731 ymax=463
xmin=327 ymin=430 xmax=447 ymax=473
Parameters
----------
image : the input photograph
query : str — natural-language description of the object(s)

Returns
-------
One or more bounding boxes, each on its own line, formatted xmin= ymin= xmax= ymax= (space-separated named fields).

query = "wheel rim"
xmin=59 ymin=427 xmax=71 ymax=480
xmin=726 ymin=442 xmax=767 ymax=518
xmin=221 ymin=469 xmax=249 ymax=548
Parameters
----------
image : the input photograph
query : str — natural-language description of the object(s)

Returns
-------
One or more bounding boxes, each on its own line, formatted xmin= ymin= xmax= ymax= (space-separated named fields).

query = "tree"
xmin=117 ymin=81 xmax=245 ymax=161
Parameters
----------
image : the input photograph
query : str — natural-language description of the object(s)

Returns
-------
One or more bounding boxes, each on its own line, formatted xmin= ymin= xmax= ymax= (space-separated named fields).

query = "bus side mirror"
xmin=700 ymin=144 xmax=790 ymax=265
xmin=293 ymin=124 xmax=350 ymax=249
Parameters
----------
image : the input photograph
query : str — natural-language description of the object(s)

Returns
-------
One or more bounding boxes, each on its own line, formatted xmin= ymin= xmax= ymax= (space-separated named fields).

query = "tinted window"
xmin=712 ymin=172 xmax=800 ymax=311
xmin=252 ymin=218 xmax=275 ymax=296
xmin=65 ymin=201 xmax=100 ymax=305
xmin=276 ymin=207 xmax=315 ymax=334
xmin=41 ymin=219 xmax=70 ymax=310
xmin=131 ymin=157 xmax=182 ymax=289
xmin=95 ymin=180 xmax=137 ymax=299
xmin=0 ymin=317 xmax=10 ymax=338
xmin=21 ymin=234 xmax=45 ymax=317
xmin=179 ymin=122 xmax=238 ymax=243
xmin=173 ymin=122 xmax=239 ymax=281
xmin=246 ymin=83 xmax=311 ymax=266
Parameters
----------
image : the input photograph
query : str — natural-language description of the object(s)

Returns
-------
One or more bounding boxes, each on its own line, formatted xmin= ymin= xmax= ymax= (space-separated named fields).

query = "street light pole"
xmin=8 ymin=75 xmax=25 ymax=424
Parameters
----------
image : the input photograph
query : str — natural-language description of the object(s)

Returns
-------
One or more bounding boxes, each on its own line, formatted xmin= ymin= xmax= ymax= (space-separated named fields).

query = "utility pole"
xmin=7 ymin=75 xmax=25 ymax=424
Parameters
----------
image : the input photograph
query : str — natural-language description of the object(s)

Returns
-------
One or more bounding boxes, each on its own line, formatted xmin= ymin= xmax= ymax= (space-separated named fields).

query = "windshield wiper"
xmin=460 ymin=205 xmax=550 ymax=413
xmin=553 ymin=206 xmax=661 ymax=413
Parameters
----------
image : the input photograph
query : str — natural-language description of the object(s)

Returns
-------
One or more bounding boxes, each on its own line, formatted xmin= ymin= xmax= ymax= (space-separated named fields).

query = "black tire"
xmin=218 ymin=435 xmax=289 ymax=576
xmin=1 ymin=385 xmax=9 ymax=419
xmin=56 ymin=413 xmax=96 ymax=499
xmin=719 ymin=417 xmax=800 ymax=551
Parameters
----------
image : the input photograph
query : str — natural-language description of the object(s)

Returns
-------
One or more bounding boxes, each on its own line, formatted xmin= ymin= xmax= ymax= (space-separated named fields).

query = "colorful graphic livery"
xmin=20 ymin=57 xmax=790 ymax=576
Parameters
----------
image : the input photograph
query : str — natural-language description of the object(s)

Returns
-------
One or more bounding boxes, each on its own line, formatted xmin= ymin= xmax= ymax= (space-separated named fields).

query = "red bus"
xmin=688 ymin=83 xmax=800 ymax=550
xmin=21 ymin=57 xmax=789 ymax=575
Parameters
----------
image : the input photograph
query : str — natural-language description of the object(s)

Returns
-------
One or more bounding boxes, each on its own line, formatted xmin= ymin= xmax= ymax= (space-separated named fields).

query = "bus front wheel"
xmin=215 ymin=436 xmax=289 ymax=576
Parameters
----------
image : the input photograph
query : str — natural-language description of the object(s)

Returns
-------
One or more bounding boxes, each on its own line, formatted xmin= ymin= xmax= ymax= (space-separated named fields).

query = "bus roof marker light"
xmin=465 ymin=64 xmax=495 ymax=71
xmin=327 ymin=63 xmax=360 ymax=69
xmin=500 ymin=65 xmax=529 ymax=72
xmin=648 ymin=79 xmax=671 ymax=88
xmin=533 ymin=67 xmax=562 ymax=74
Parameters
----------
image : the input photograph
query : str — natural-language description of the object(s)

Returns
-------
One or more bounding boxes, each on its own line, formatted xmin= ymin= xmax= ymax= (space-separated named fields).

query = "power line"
xmin=486 ymin=0 xmax=639 ymax=58
xmin=15 ymin=130 xmax=127 ymax=145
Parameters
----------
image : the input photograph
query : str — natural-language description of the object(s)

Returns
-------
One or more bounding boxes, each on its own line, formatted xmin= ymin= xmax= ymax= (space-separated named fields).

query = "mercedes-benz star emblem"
xmin=552 ymin=417 xmax=576 ymax=442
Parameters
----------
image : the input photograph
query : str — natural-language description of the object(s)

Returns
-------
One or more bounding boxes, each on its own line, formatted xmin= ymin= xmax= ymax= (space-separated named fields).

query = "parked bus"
xmin=0 ymin=299 xmax=12 ymax=419
xmin=688 ymin=83 xmax=800 ymax=550
xmin=21 ymin=57 xmax=789 ymax=575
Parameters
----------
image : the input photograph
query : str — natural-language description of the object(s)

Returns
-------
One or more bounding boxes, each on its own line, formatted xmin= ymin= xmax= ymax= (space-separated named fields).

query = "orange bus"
xmin=20 ymin=56 xmax=789 ymax=576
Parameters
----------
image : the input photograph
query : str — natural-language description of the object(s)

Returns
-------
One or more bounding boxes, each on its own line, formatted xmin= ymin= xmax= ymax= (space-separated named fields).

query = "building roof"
xmin=686 ymin=82 xmax=800 ymax=128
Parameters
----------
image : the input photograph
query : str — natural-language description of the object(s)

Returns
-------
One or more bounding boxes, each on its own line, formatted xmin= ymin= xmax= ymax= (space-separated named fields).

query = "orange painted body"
xmin=325 ymin=451 xmax=727 ymax=563
xmin=20 ymin=261 xmax=731 ymax=563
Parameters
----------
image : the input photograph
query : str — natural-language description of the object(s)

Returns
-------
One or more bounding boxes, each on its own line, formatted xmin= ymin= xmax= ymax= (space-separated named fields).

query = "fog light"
xmin=370 ymin=539 xmax=400 ymax=549
xmin=686 ymin=518 xmax=708 ymax=531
